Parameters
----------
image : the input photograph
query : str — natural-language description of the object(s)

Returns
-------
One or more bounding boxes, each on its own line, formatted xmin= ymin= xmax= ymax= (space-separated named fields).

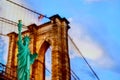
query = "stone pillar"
xmin=49 ymin=15 xmax=71 ymax=80
xmin=6 ymin=32 xmax=17 ymax=78
xmin=61 ymin=19 xmax=71 ymax=80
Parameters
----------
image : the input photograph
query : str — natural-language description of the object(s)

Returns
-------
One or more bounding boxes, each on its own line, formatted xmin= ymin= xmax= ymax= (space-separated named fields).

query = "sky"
xmin=0 ymin=0 xmax=120 ymax=80
xmin=25 ymin=0 xmax=120 ymax=80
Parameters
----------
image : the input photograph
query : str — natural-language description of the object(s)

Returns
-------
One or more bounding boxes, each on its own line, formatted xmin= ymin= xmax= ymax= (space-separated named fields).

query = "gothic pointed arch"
xmin=6 ymin=14 xmax=71 ymax=80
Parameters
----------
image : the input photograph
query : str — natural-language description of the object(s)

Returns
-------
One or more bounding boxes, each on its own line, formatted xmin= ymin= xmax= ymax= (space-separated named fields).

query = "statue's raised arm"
xmin=18 ymin=20 xmax=22 ymax=42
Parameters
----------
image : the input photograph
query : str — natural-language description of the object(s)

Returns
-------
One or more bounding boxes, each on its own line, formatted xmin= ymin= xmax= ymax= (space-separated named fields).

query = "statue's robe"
xmin=17 ymin=40 xmax=37 ymax=80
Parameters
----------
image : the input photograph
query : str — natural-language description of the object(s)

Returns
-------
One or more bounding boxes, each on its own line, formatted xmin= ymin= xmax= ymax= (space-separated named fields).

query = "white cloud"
xmin=68 ymin=17 xmax=114 ymax=68
xmin=68 ymin=18 xmax=102 ymax=60
xmin=69 ymin=49 xmax=79 ymax=59
xmin=45 ymin=76 xmax=51 ymax=80
xmin=95 ymin=55 xmax=114 ymax=69
xmin=0 ymin=0 xmax=41 ymax=64
xmin=0 ymin=0 xmax=40 ymax=35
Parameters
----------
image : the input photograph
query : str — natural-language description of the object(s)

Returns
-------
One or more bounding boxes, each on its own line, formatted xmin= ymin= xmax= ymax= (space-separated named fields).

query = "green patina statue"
xmin=17 ymin=20 xmax=38 ymax=80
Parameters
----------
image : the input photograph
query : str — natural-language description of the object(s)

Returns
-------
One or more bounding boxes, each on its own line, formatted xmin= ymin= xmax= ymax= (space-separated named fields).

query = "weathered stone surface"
xmin=6 ymin=15 xmax=71 ymax=80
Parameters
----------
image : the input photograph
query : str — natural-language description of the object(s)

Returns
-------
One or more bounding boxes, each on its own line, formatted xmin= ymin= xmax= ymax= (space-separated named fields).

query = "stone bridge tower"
xmin=6 ymin=15 xmax=71 ymax=80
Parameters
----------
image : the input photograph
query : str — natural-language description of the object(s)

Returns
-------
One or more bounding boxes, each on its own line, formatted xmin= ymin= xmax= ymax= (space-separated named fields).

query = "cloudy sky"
xmin=0 ymin=0 xmax=120 ymax=80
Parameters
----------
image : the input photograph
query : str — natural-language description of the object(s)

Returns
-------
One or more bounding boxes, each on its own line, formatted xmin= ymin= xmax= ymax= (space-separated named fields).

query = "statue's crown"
xmin=23 ymin=36 xmax=30 ymax=41
xmin=18 ymin=20 xmax=22 ymax=24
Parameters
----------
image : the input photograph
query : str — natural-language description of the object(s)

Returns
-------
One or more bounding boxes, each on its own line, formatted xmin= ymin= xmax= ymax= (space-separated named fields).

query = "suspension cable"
xmin=68 ymin=35 xmax=100 ymax=80
xmin=71 ymin=70 xmax=80 ymax=80
xmin=0 ymin=17 xmax=26 ymax=28
xmin=0 ymin=33 xmax=7 ymax=36
xmin=6 ymin=0 xmax=50 ymax=19
xmin=0 ymin=17 xmax=27 ymax=36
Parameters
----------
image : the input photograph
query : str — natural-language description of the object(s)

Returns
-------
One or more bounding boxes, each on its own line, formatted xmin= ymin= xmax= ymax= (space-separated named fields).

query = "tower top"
xmin=49 ymin=14 xmax=70 ymax=29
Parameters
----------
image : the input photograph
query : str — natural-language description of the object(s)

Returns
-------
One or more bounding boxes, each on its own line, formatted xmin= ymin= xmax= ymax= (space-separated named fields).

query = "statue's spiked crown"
xmin=18 ymin=20 xmax=22 ymax=23
xmin=23 ymin=36 xmax=30 ymax=41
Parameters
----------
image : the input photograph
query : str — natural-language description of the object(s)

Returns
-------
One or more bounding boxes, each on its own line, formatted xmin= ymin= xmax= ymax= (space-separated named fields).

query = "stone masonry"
xmin=6 ymin=15 xmax=71 ymax=80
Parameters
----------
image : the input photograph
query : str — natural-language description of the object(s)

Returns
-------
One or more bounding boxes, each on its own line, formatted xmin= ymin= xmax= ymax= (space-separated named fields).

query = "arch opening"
xmin=33 ymin=41 xmax=52 ymax=80
xmin=45 ymin=47 xmax=52 ymax=80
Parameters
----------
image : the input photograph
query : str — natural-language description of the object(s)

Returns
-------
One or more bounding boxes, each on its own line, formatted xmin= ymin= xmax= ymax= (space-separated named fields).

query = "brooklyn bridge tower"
xmin=6 ymin=15 xmax=71 ymax=80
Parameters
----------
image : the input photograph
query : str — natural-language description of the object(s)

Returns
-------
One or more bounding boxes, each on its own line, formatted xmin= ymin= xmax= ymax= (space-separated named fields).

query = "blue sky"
xmin=25 ymin=0 xmax=120 ymax=80
xmin=0 ymin=0 xmax=120 ymax=80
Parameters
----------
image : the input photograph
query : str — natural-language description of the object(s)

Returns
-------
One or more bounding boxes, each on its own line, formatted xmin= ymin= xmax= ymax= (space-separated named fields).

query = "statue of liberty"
xmin=17 ymin=20 xmax=38 ymax=80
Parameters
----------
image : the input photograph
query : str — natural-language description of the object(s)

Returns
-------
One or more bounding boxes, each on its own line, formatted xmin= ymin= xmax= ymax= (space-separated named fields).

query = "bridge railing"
xmin=0 ymin=63 xmax=17 ymax=80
